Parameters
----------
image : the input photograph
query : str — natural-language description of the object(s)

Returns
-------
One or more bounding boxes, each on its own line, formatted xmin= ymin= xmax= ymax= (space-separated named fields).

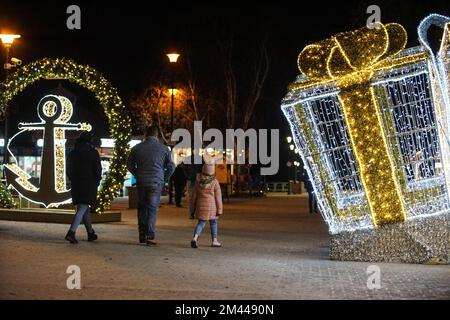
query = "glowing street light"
xmin=1 ymin=33 xmax=21 ymax=165
xmin=0 ymin=34 xmax=20 ymax=48
xmin=289 ymin=144 xmax=295 ymax=151
xmin=286 ymin=136 xmax=292 ymax=143
xmin=166 ymin=53 xmax=180 ymax=63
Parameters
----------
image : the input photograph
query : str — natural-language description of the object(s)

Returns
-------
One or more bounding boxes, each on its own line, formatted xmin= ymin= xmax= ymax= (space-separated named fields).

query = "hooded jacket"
xmin=190 ymin=173 xmax=223 ymax=220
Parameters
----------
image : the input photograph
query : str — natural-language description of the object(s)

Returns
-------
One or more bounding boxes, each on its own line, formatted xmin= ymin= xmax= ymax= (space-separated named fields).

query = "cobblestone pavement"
xmin=0 ymin=194 xmax=448 ymax=299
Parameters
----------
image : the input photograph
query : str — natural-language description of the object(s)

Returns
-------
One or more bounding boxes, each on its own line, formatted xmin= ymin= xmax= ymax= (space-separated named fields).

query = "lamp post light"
xmin=286 ymin=161 xmax=292 ymax=195
xmin=0 ymin=34 xmax=21 ymax=166
xmin=166 ymin=53 xmax=180 ymax=63
xmin=286 ymin=138 xmax=302 ymax=193
xmin=169 ymin=88 xmax=177 ymax=132
xmin=166 ymin=53 xmax=180 ymax=134
xmin=293 ymin=161 xmax=301 ymax=183
xmin=166 ymin=52 xmax=179 ymax=205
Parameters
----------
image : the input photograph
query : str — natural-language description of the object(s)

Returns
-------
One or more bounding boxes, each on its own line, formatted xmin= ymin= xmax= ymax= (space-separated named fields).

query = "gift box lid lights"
xmin=282 ymin=14 xmax=450 ymax=235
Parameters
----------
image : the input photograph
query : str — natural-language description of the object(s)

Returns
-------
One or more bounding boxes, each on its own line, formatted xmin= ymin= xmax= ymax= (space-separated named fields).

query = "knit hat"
xmin=202 ymin=163 xmax=215 ymax=176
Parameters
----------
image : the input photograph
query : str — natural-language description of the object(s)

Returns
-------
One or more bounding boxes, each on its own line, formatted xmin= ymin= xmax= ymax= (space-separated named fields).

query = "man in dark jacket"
xmin=65 ymin=131 xmax=102 ymax=244
xmin=127 ymin=126 xmax=175 ymax=245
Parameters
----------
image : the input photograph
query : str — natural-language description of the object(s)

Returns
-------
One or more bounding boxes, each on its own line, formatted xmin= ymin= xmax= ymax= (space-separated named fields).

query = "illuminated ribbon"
xmin=297 ymin=23 xmax=409 ymax=226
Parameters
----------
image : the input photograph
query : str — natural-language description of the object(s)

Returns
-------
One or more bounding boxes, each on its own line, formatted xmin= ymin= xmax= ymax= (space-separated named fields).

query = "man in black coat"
xmin=65 ymin=132 xmax=102 ymax=244
xmin=172 ymin=163 xmax=188 ymax=207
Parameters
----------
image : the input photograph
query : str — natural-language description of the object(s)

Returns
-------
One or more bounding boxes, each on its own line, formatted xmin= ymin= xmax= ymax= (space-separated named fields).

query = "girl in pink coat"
xmin=190 ymin=163 xmax=223 ymax=248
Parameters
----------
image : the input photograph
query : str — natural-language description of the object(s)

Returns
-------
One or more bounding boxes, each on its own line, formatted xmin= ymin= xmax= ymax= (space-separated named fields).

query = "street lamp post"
xmin=0 ymin=34 xmax=21 ymax=166
xmin=170 ymin=88 xmax=174 ymax=131
xmin=286 ymin=137 xmax=293 ymax=194
xmin=293 ymin=161 xmax=300 ymax=183
xmin=286 ymin=136 xmax=302 ymax=194
xmin=166 ymin=53 xmax=179 ymax=132
xmin=166 ymin=52 xmax=179 ymax=205
xmin=289 ymin=143 xmax=295 ymax=183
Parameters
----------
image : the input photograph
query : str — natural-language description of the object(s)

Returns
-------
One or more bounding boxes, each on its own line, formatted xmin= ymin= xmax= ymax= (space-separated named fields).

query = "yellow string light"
xmin=0 ymin=58 xmax=132 ymax=214
xmin=295 ymin=22 xmax=411 ymax=226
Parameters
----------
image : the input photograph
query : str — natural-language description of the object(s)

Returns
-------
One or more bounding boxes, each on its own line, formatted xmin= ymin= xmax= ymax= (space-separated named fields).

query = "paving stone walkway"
xmin=0 ymin=195 xmax=448 ymax=299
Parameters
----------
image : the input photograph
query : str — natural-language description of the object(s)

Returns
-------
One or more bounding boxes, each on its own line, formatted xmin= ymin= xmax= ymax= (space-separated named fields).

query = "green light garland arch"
xmin=0 ymin=58 xmax=132 ymax=214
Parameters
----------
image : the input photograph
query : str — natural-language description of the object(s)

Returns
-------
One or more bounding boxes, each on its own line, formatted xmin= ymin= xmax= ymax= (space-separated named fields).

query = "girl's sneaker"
xmin=191 ymin=239 xmax=198 ymax=248
xmin=211 ymin=240 xmax=222 ymax=247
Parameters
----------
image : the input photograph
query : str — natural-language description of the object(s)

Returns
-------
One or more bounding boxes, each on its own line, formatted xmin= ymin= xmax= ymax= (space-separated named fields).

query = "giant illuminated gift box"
xmin=281 ymin=14 xmax=450 ymax=263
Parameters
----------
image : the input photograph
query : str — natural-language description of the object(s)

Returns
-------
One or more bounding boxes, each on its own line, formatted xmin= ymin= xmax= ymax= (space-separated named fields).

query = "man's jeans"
xmin=70 ymin=204 xmax=94 ymax=234
xmin=137 ymin=183 xmax=163 ymax=239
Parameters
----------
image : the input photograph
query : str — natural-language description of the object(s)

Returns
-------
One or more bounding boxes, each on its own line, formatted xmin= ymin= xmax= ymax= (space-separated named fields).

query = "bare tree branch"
xmin=242 ymin=37 xmax=270 ymax=130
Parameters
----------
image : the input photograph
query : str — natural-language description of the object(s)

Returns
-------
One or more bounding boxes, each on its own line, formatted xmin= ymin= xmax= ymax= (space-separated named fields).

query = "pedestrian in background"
xmin=172 ymin=163 xmax=188 ymax=207
xmin=65 ymin=131 xmax=102 ymax=244
xmin=302 ymin=168 xmax=317 ymax=214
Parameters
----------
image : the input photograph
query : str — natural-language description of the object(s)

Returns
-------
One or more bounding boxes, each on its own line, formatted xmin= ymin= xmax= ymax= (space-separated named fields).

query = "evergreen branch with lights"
xmin=0 ymin=180 xmax=15 ymax=208
xmin=0 ymin=58 xmax=132 ymax=214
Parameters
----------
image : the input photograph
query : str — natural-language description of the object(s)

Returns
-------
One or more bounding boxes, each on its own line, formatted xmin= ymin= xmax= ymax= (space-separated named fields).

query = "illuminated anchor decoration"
xmin=4 ymin=95 xmax=92 ymax=207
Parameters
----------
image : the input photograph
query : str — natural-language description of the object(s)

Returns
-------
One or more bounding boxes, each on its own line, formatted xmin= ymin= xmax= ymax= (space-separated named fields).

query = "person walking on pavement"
xmin=190 ymin=163 xmax=223 ymax=248
xmin=172 ymin=163 xmax=188 ymax=207
xmin=302 ymin=168 xmax=318 ymax=214
xmin=127 ymin=126 xmax=175 ymax=246
xmin=186 ymin=161 xmax=203 ymax=218
xmin=65 ymin=132 xmax=102 ymax=244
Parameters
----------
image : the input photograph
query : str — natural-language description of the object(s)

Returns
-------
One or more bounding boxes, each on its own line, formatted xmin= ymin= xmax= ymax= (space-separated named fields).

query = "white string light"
xmin=282 ymin=15 xmax=450 ymax=234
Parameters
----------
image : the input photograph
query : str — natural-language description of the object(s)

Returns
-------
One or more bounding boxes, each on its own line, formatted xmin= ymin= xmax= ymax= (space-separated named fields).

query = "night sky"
xmin=0 ymin=0 xmax=449 ymax=179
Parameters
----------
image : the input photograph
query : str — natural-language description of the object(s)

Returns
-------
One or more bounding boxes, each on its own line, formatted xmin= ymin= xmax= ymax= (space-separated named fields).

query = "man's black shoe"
xmin=65 ymin=231 xmax=78 ymax=244
xmin=88 ymin=232 xmax=98 ymax=242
